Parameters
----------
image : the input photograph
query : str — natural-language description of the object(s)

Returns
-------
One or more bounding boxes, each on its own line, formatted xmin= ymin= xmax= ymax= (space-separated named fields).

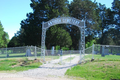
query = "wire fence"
xmin=0 ymin=44 xmax=120 ymax=64
xmin=0 ymin=46 xmax=41 ymax=60
xmin=84 ymin=44 xmax=120 ymax=61
xmin=94 ymin=44 xmax=120 ymax=55
xmin=41 ymin=50 xmax=81 ymax=64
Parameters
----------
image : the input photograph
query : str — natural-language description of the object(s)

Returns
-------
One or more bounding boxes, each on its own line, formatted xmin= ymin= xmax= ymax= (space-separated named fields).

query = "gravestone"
xmin=59 ymin=49 xmax=62 ymax=56
xmin=101 ymin=46 xmax=105 ymax=57
xmin=26 ymin=49 xmax=32 ymax=56
xmin=104 ymin=49 xmax=109 ymax=55
xmin=51 ymin=46 xmax=54 ymax=55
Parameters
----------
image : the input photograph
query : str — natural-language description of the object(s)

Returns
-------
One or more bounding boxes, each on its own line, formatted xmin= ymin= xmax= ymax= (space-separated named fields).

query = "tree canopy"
xmin=7 ymin=0 xmax=120 ymax=49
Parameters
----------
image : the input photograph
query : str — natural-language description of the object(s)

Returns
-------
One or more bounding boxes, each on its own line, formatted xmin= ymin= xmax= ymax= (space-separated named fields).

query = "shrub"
xmin=61 ymin=47 xmax=69 ymax=51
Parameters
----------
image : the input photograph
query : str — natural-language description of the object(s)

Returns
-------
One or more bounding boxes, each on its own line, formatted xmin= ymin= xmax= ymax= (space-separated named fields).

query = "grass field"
xmin=0 ymin=55 xmax=59 ymax=61
xmin=0 ymin=58 xmax=42 ymax=72
xmin=0 ymin=52 xmax=41 ymax=60
xmin=0 ymin=53 xmax=26 ymax=58
xmin=65 ymin=55 xmax=120 ymax=80
xmin=85 ymin=54 xmax=120 ymax=60
xmin=0 ymin=54 xmax=6 ymax=57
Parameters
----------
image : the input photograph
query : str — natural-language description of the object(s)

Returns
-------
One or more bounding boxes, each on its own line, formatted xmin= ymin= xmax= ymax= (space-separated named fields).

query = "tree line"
xmin=6 ymin=0 xmax=120 ymax=50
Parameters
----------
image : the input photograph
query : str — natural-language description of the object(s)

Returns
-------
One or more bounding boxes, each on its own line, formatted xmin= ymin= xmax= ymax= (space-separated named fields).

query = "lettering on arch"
xmin=43 ymin=17 xmax=85 ymax=29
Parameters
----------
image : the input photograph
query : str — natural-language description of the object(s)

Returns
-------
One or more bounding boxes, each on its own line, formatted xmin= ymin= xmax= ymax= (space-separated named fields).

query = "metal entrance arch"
xmin=41 ymin=17 xmax=85 ymax=62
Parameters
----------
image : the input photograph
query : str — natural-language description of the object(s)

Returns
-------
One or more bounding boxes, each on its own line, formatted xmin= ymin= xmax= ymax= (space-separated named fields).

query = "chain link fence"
xmin=1 ymin=44 xmax=119 ymax=64
xmin=0 ymin=46 xmax=41 ymax=60
xmin=40 ymin=50 xmax=82 ymax=64
xmin=84 ymin=45 xmax=93 ymax=61
xmin=94 ymin=44 xmax=120 ymax=55
xmin=84 ymin=44 xmax=120 ymax=61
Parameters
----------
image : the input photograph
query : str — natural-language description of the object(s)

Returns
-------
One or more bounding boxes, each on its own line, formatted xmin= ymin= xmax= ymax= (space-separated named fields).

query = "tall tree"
xmin=12 ymin=0 xmax=71 ymax=49
xmin=68 ymin=0 xmax=100 ymax=49
xmin=97 ymin=4 xmax=114 ymax=44
xmin=69 ymin=0 xmax=100 ymax=30
xmin=96 ymin=1 xmax=119 ymax=45
xmin=112 ymin=0 xmax=120 ymax=30
xmin=0 ymin=21 xmax=9 ymax=48
xmin=101 ymin=28 xmax=120 ymax=45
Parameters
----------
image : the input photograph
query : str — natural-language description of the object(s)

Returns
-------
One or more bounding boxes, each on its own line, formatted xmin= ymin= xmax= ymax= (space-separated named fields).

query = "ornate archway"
xmin=41 ymin=17 xmax=85 ymax=61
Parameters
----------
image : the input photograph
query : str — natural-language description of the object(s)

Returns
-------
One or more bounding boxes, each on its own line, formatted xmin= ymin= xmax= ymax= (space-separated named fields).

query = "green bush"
xmin=86 ymin=40 xmax=96 ymax=48
xmin=55 ymin=45 xmax=60 ymax=50
xmin=61 ymin=47 xmax=69 ymax=51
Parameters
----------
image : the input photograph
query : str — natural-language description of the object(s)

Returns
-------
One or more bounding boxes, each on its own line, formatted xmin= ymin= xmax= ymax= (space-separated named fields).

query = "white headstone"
xmin=51 ymin=46 xmax=54 ymax=55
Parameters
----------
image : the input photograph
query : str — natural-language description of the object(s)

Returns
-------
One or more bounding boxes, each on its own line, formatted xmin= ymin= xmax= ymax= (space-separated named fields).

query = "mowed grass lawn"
xmin=0 ymin=58 xmax=42 ymax=72
xmin=65 ymin=55 xmax=120 ymax=80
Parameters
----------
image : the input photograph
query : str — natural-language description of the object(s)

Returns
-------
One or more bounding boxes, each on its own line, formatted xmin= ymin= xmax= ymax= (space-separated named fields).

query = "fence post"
xmin=35 ymin=46 xmax=37 ymax=59
xmin=79 ymin=50 xmax=81 ymax=63
xmin=70 ymin=50 xmax=71 ymax=64
xmin=92 ymin=44 xmax=94 ymax=59
xmin=101 ymin=46 xmax=105 ymax=57
xmin=52 ymin=46 xmax=54 ymax=60
xmin=6 ymin=47 xmax=7 ymax=58
xmin=61 ymin=49 xmax=62 ymax=64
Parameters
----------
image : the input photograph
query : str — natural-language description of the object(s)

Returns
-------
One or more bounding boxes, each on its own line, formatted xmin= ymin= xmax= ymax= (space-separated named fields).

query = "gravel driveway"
xmin=0 ymin=55 xmax=81 ymax=80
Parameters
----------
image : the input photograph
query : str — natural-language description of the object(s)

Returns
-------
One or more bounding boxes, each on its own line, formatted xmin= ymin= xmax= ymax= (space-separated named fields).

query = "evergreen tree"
xmin=102 ymin=29 xmax=120 ymax=45
xmin=97 ymin=4 xmax=114 ymax=44
xmin=69 ymin=0 xmax=99 ymax=30
xmin=11 ymin=0 xmax=71 ymax=49
xmin=0 ymin=21 xmax=9 ymax=48
xmin=94 ymin=0 xmax=120 ymax=45
xmin=112 ymin=0 xmax=120 ymax=30
xmin=68 ymin=0 xmax=100 ymax=49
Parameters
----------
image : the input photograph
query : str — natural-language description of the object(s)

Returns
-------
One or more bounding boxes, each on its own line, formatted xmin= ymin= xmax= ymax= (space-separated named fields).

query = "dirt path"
xmin=0 ymin=55 xmax=82 ymax=80
xmin=0 ymin=73 xmax=71 ymax=80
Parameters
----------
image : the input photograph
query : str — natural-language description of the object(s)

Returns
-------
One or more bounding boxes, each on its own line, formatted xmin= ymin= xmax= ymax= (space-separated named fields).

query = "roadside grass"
xmin=65 ymin=55 xmax=120 ymax=80
xmin=0 ymin=58 xmax=42 ymax=72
